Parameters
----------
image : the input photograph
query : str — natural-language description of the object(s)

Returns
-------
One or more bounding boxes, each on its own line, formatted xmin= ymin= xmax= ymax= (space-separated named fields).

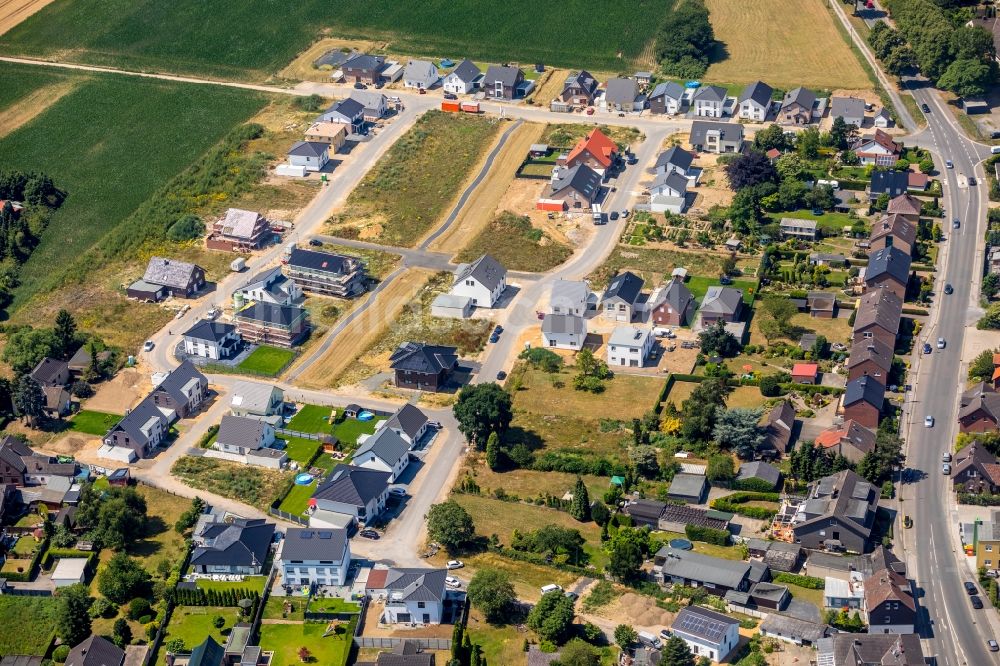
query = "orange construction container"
xmin=536 ymin=199 xmax=565 ymax=212
xmin=441 ymin=101 xmax=461 ymax=112
xmin=460 ymin=102 xmax=481 ymax=113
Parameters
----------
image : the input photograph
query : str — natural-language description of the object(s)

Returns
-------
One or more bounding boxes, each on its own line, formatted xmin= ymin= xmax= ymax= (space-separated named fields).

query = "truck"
xmin=591 ymin=203 xmax=604 ymax=224
xmin=460 ymin=101 xmax=481 ymax=114
xmin=230 ymin=257 xmax=247 ymax=272
xmin=441 ymin=100 xmax=461 ymax=113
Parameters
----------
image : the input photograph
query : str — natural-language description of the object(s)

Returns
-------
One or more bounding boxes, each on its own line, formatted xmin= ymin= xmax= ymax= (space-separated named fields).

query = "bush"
xmin=88 ymin=597 xmax=117 ymax=619
xmin=166 ymin=214 xmax=205 ymax=242
xmin=128 ymin=598 xmax=152 ymax=621
xmin=710 ymin=492 xmax=779 ymax=519
xmin=734 ymin=477 xmax=779 ymax=493
xmin=685 ymin=524 xmax=730 ymax=546
xmin=773 ymin=572 xmax=824 ymax=589
xmin=52 ymin=646 xmax=70 ymax=663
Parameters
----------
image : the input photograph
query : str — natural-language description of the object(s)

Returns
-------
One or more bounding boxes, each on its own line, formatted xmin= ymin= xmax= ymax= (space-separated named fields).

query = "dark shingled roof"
xmin=655 ymin=145 xmax=694 ymax=171
xmin=66 ymin=635 xmax=124 ymax=666
xmin=454 ymin=254 xmax=506 ymax=291
xmin=865 ymin=246 xmax=911 ymax=286
xmin=448 ymin=59 xmax=481 ymax=84
xmin=603 ymin=271 xmax=644 ymax=305
xmin=739 ymin=80 xmax=773 ymax=107
xmin=30 ymin=357 xmax=68 ymax=386
xmin=191 ymin=518 xmax=274 ymax=569
xmin=853 ymin=286 xmax=902 ymax=337
xmin=384 ymin=403 xmax=429 ymax=441
xmin=282 ymin=527 xmax=349 ymax=561
xmin=182 ymin=320 xmax=236 ymax=343
xmin=235 ymin=302 xmax=306 ymax=326
xmin=389 ymin=341 xmax=458 ymax=374
xmin=287 ymin=247 xmax=360 ymax=275
xmin=550 ymin=164 xmax=602 ymax=200
xmin=288 ymin=140 xmax=329 ymax=158
xmin=737 ymin=461 xmax=782 ymax=488
xmin=869 ymin=170 xmax=909 ymax=196
xmin=313 ymin=464 xmax=390 ymax=507
xmin=844 ymin=375 xmax=886 ymax=409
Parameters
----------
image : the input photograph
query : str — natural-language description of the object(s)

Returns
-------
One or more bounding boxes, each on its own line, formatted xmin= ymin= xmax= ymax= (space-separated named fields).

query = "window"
xmin=986 ymin=545 xmax=993 ymax=552
xmin=986 ymin=559 xmax=993 ymax=566
xmin=417 ymin=602 xmax=425 ymax=608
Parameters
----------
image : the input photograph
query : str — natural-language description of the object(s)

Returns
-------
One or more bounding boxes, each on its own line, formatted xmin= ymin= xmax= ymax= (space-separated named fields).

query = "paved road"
xmin=311 ymin=236 xmax=454 ymax=272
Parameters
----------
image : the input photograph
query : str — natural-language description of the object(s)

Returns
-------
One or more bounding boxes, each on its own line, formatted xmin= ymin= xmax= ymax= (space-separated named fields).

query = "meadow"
xmin=0 ymin=0 xmax=674 ymax=80
xmin=0 ymin=65 xmax=267 ymax=313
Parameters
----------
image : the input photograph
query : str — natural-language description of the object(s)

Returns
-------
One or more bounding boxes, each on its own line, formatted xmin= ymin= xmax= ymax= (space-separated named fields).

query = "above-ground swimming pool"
xmin=668 ymin=538 xmax=693 ymax=550
xmin=294 ymin=473 xmax=314 ymax=485
xmin=357 ymin=410 xmax=375 ymax=421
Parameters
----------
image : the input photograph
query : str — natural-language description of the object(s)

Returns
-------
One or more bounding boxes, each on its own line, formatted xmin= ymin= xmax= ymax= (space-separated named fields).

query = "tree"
xmin=980 ymin=302 xmax=1000 ymax=329
xmin=165 ymin=639 xmax=186 ymax=655
xmin=76 ymin=485 xmax=148 ymax=550
xmin=724 ymin=150 xmax=778 ymax=190
xmin=297 ymin=647 xmax=312 ymax=663
xmin=590 ymin=500 xmax=610 ymax=526
xmin=485 ymin=432 xmax=500 ymax=471
xmin=706 ymin=454 xmax=736 ymax=484
xmin=453 ymin=383 xmax=513 ymax=448
xmin=698 ymin=321 xmax=740 ymax=357
xmin=112 ymin=617 xmax=133 ymax=648
xmin=759 ymin=374 xmax=785 ymax=397
xmin=13 ymin=374 xmax=45 ymax=425
xmin=175 ymin=496 xmax=206 ymax=534
xmin=53 ymin=310 xmax=78 ymax=359
xmin=426 ymin=500 xmax=475 ymax=553
xmin=555 ymin=639 xmax=601 ymax=666
xmin=681 ymin=378 xmax=731 ymax=442
xmin=796 ymin=127 xmax=821 ymax=158
xmin=757 ymin=296 xmax=798 ymax=342
xmin=984 ymin=272 xmax=1000 ymax=300
xmin=713 ymin=407 xmax=766 ymax=460
xmin=606 ymin=527 xmax=648 ymax=583
xmin=857 ymin=430 xmax=904 ymax=484
xmin=614 ymin=624 xmax=638 ymax=650
xmin=970 ymin=349 xmax=998 ymax=382
xmin=938 ymin=57 xmax=995 ymax=99
xmin=166 ymin=214 xmax=205 ymax=242
xmin=569 ymin=476 xmax=591 ymax=521
xmin=98 ymin=552 xmax=151 ymax=604
xmin=828 ymin=117 xmax=853 ymax=151
xmin=56 ymin=584 xmax=92 ymax=647
xmin=2 ymin=326 xmax=60 ymax=374
xmin=775 ymin=153 xmax=806 ymax=181
xmin=467 ymin=568 xmax=516 ymax=622
xmin=629 ymin=445 xmax=660 ymax=479
xmin=776 ymin=178 xmax=807 ymax=211
xmin=662 ymin=635 xmax=696 ymax=666
xmin=752 ymin=124 xmax=790 ymax=152
xmin=527 ymin=590 xmax=576 ymax=644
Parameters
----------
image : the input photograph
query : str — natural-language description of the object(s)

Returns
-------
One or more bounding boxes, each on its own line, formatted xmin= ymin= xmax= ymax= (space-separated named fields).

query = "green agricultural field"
xmin=0 ymin=0 xmax=674 ymax=81
xmin=238 ymin=345 xmax=297 ymax=376
xmin=0 ymin=65 xmax=266 ymax=312
xmin=0 ymin=64 xmax=78 ymax=112
xmin=0 ymin=596 xmax=60 ymax=656
xmin=69 ymin=410 xmax=122 ymax=436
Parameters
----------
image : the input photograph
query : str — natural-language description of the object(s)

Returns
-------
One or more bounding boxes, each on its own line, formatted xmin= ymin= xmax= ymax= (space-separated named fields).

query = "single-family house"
xmin=655 ymin=145 xmax=695 ymax=180
xmin=233 ymin=302 xmax=310 ymax=348
xmin=213 ymin=414 xmax=276 ymax=455
xmin=779 ymin=87 xmax=817 ymax=125
xmin=30 ymin=357 xmax=69 ymax=388
xmin=1 ymin=438 xmax=76 ymax=485
xmin=280 ymin=527 xmax=351 ymax=589
xmin=689 ymin=121 xmax=744 ymax=153
xmin=403 ymin=59 xmax=439 ymax=89
xmin=207 ymin=208 xmax=270 ymax=252
xmin=380 ymin=403 xmax=430 ymax=447
xmin=367 ymin=567 xmax=449 ymax=625
xmin=549 ymin=279 xmax=590 ymax=316
xmin=864 ymin=246 xmax=910 ymax=300
xmin=700 ymin=286 xmax=743 ymax=325
xmin=959 ymin=385 xmax=1000 ymax=434
xmin=759 ymin=615 xmax=831 ymax=647
xmin=320 ymin=97 xmax=366 ymax=133
xmin=874 ymin=107 xmax=893 ymax=128
xmin=791 ymin=362 xmax=819 ymax=385
xmin=824 ymin=572 xmax=866 ymax=609
xmin=342 ymin=54 xmax=386 ymax=84
xmin=482 ymin=65 xmax=526 ymax=100
xmin=868 ymin=214 xmax=915 ymax=255
xmin=790 ymin=470 xmax=879 ymax=553
xmin=667 ymin=473 xmax=708 ymax=504
xmin=541 ymin=314 xmax=587 ymax=350
xmin=692 ymin=85 xmax=727 ymax=118
xmin=182 ymin=320 xmax=240 ymax=360
xmin=853 ymin=130 xmax=901 ymax=167
xmin=649 ymin=170 xmax=688 ymax=198
xmin=285 ymin=246 xmax=367 ymax=298
xmin=237 ymin=266 xmax=302 ymax=306
xmin=852 ymin=286 xmax=902 ymax=349
xmin=816 ymin=420 xmax=877 ymax=464
xmin=287 ymin=141 xmax=329 ymax=172
xmin=127 ymin=257 xmax=206 ymax=301
xmin=649 ymin=81 xmax=685 ymax=115
xmin=150 ymin=360 xmax=208 ymax=420
xmin=815 ymin=633 xmax=925 ymax=666
xmin=952 ymin=442 xmax=1000 ymax=492
xmin=762 ymin=400 xmax=796 ymax=456
xmin=389 ymin=342 xmax=459 ymax=392
xmin=737 ymin=461 xmax=782 ymax=490
xmin=886 ymin=193 xmax=922 ymax=222
xmin=974 ymin=509 xmax=1000 ymax=570
xmin=311 ymin=464 xmax=390 ymax=525
xmin=544 ymin=164 xmax=602 ymax=209
xmin=779 ymin=218 xmax=818 ymax=240
xmin=842 ymin=375 xmax=885 ymax=429
xmin=305 ymin=121 xmax=347 ymax=151
xmin=67 ymin=346 xmax=111 ymax=378
xmin=654 ymin=547 xmax=764 ymax=594
xmin=601 ymin=271 xmax=644 ymax=322
xmin=65 ymin=636 xmax=125 ymax=666
xmin=605 ymin=77 xmax=640 ymax=112
xmin=650 ymin=277 xmax=696 ymax=326
xmin=352 ymin=427 xmax=411 ymax=482
xmin=102 ymin=397 xmax=168 ymax=459
xmin=623 ymin=499 xmax=668 ymax=529
xmin=868 ymin=170 xmax=909 ymax=200
xmin=670 ymin=606 xmax=740 ymax=663
xmin=564 ymin=128 xmax=618 ymax=174
xmin=607 ymin=326 xmax=653 ymax=367
xmin=191 ymin=517 xmax=274 ymax=575
xmin=847 ymin=338 xmax=893 ymax=384
xmin=864 ymin=568 xmax=916 ymax=634
xmin=351 ymin=91 xmax=390 ymax=122
xmin=230 ymin=381 xmax=284 ymax=419
xmin=737 ymin=80 xmax=773 ymax=121
xmin=451 ymin=254 xmax=506 ymax=308
xmin=442 ymin=59 xmax=481 ymax=94
xmin=831 ymin=96 xmax=865 ymax=127
xmin=560 ymin=70 xmax=599 ymax=106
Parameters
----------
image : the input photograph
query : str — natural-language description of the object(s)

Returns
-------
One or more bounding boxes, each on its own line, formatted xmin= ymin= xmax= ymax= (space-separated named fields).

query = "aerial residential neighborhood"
xmin=0 ymin=0 xmax=997 ymax=664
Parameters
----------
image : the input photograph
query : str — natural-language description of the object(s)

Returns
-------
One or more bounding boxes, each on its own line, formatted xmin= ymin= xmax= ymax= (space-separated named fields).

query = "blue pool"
xmin=294 ymin=473 xmax=314 ymax=485
xmin=668 ymin=538 xmax=693 ymax=551
xmin=357 ymin=410 xmax=375 ymax=421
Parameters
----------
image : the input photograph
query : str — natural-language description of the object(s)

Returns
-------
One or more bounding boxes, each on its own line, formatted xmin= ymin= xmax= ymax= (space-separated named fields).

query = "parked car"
xmin=966 ymin=581 xmax=979 ymax=595
xmin=427 ymin=420 xmax=442 ymax=429
xmin=143 ymin=340 xmax=155 ymax=351
xmin=943 ymin=452 xmax=952 ymax=463
xmin=922 ymin=343 xmax=932 ymax=355
xmin=494 ymin=325 xmax=504 ymax=334
xmin=496 ymin=370 xmax=507 ymax=381
xmin=445 ymin=576 xmax=462 ymax=588
xmin=942 ymin=463 xmax=952 ymax=475
xmin=937 ymin=337 xmax=946 ymax=349
xmin=621 ymin=209 xmax=630 ymax=218
xmin=970 ymin=176 xmax=977 ymax=186
xmin=944 ymin=284 xmax=954 ymax=294
xmin=564 ymin=591 xmax=579 ymax=601
xmin=353 ymin=82 xmax=366 ymax=89
xmin=359 ymin=529 xmax=380 ymax=540
xmin=924 ymin=415 xmax=934 ymax=428
xmin=446 ymin=560 xmax=464 ymax=570
xmin=309 ymin=238 xmax=323 ymax=247
xmin=659 ymin=629 xmax=671 ymax=641
xmin=989 ymin=639 xmax=999 ymax=652
xmin=609 ymin=211 xmax=619 ymax=221
xmin=540 ymin=584 xmax=563 ymax=594
xmin=443 ymin=92 xmax=457 ymax=100
xmin=972 ymin=595 xmax=984 ymax=609
xmin=489 ymin=333 xmax=500 ymax=343
xmin=387 ymin=486 xmax=406 ymax=498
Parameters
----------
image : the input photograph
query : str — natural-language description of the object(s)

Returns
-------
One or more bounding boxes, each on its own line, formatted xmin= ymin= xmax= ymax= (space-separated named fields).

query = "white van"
xmin=992 ymin=146 xmax=1000 ymax=154
xmin=540 ymin=584 xmax=563 ymax=595
xmin=638 ymin=631 xmax=662 ymax=649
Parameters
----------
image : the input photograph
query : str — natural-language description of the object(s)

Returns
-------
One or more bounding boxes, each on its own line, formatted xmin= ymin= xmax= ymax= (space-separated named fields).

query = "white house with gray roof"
xmin=450 ymin=254 xmax=506 ymax=308
xmin=831 ymin=96 xmax=865 ymax=127
xmin=208 ymin=414 xmax=286 ymax=469
xmin=403 ymin=59 xmax=440 ymax=90
xmin=602 ymin=271 xmax=645 ymax=322
xmin=311 ymin=463 xmax=391 ymax=525
xmin=607 ymin=326 xmax=653 ymax=367
xmin=319 ymin=97 xmax=365 ymax=131
xmin=689 ymin=121 xmax=744 ymax=154
xmin=738 ymin=80 xmax=773 ymax=121
xmin=692 ymin=85 xmax=728 ymax=118
xmin=549 ymin=279 xmax=591 ymax=316
xmin=230 ymin=380 xmax=284 ymax=420
xmin=182 ymin=320 xmax=240 ymax=360
xmin=649 ymin=170 xmax=689 ymax=214
xmin=350 ymin=91 xmax=389 ymax=121
xmin=379 ymin=403 xmax=430 ymax=446
xmin=604 ymin=77 xmax=641 ymax=112
xmin=442 ymin=59 xmax=481 ymax=94
xmin=352 ymin=427 xmax=411 ymax=482
xmin=287 ymin=141 xmax=329 ymax=171
xmin=279 ymin=527 xmax=351 ymax=588
xmin=366 ymin=567 xmax=449 ymax=624
xmin=236 ymin=266 xmax=302 ymax=306
xmin=649 ymin=81 xmax=685 ymax=115
xmin=542 ymin=313 xmax=587 ymax=350
xmin=670 ymin=606 xmax=740 ymax=662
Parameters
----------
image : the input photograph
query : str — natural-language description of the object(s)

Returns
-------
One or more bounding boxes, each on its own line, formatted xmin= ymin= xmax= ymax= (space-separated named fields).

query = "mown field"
xmin=0 ymin=0 xmax=673 ymax=80
xmin=0 ymin=64 xmax=267 ymax=314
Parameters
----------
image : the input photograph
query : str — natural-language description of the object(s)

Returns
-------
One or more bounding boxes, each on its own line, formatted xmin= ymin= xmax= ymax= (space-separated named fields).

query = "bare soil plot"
xmin=85 ymin=367 xmax=149 ymax=412
xmin=541 ymin=123 xmax=644 ymax=149
xmin=277 ymin=37 xmax=380 ymax=82
xmin=703 ymin=0 xmax=871 ymax=90
xmin=454 ymin=211 xmax=572 ymax=273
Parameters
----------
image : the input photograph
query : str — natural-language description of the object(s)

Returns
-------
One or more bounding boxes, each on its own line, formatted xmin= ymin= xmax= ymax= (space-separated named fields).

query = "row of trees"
xmin=654 ymin=0 xmax=716 ymax=78
xmin=0 ymin=170 xmax=64 ymax=310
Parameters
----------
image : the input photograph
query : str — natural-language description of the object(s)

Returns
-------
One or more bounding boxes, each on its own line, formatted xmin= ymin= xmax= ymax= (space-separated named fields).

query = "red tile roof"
xmin=566 ymin=128 xmax=617 ymax=169
xmin=791 ymin=363 xmax=819 ymax=378
xmin=366 ymin=568 xmax=389 ymax=590
xmin=907 ymin=172 xmax=929 ymax=189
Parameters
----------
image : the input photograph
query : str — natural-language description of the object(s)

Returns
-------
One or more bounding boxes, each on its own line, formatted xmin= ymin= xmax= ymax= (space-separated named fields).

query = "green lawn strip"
xmin=0 ymin=596 xmax=60 ymax=656
xmin=69 ymin=409 xmax=122 ymax=435
xmin=258 ymin=620 xmax=354 ymax=666
xmin=768 ymin=209 xmax=856 ymax=234
xmin=287 ymin=404 xmax=335 ymax=433
xmin=238 ymin=346 xmax=297 ymax=375
xmin=305 ymin=597 xmax=361 ymax=614
xmin=195 ymin=576 xmax=267 ymax=593
xmin=685 ymin=276 xmax=757 ymax=305
xmin=156 ymin=606 xmax=239 ymax=660
xmin=11 ymin=536 xmax=41 ymax=556
xmin=262 ymin=595 xmax=307 ymax=621
xmin=280 ymin=436 xmax=322 ymax=465
xmin=331 ymin=417 xmax=379 ymax=448
xmin=782 ymin=581 xmax=825 ymax=610
xmin=0 ymin=64 xmax=79 ymax=112
xmin=654 ymin=531 xmax=745 ymax=561
xmin=278 ymin=481 xmax=316 ymax=517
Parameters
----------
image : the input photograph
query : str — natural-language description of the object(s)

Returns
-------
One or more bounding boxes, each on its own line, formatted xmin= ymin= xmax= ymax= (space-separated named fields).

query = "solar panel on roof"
xmin=319 ymin=531 xmax=332 ymax=539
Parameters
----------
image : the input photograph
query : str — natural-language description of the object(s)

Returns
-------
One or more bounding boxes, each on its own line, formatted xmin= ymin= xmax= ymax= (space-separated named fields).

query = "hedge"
xmin=711 ymin=492 xmax=780 ymax=520
xmin=773 ymin=572 xmax=825 ymax=589
xmin=0 ymin=536 xmax=49 ymax=582
xmin=779 ymin=383 xmax=845 ymax=395
xmin=685 ymin=524 xmax=730 ymax=546
xmin=670 ymin=374 xmax=705 ymax=383
xmin=958 ymin=493 xmax=1000 ymax=506
xmin=491 ymin=546 xmax=594 ymax=577
xmin=734 ymin=477 xmax=779 ymax=493
xmin=197 ymin=424 xmax=220 ymax=449
xmin=42 ymin=549 xmax=97 ymax=570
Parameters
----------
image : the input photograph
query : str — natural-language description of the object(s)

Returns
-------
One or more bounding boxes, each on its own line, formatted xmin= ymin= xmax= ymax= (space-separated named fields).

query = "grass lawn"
xmin=332 ymin=416 xmax=379 ymax=448
xmin=263 ymin=595 xmax=307 ymax=621
xmin=663 ymin=379 xmax=698 ymax=407
xmin=686 ymin=276 xmax=757 ymax=306
xmin=455 ymin=211 xmax=572 ymax=273
xmin=588 ymin=245 xmax=735 ymax=289
xmin=280 ymin=436 xmax=322 ymax=465
xmin=172 ymin=456 xmax=291 ymax=511
xmin=238 ymin=345 xmax=297 ymax=376
xmin=511 ymin=362 xmax=664 ymax=421
xmin=790 ymin=312 xmax=853 ymax=344
xmin=784 ymin=581 xmax=825 ymax=610
xmin=327 ymin=111 xmax=500 ymax=246
xmin=460 ymin=466 xmax=609 ymax=505
xmin=0 ymin=63 xmax=266 ymax=314
xmin=195 ymin=576 xmax=267 ymax=593
xmin=259 ymin=620 xmax=354 ymax=666
xmin=726 ymin=386 xmax=768 ymax=410
xmin=656 ymin=531 xmax=745 ymax=561
xmin=69 ymin=409 xmax=122 ymax=435
xmin=287 ymin=404 xmax=335 ymax=433
xmin=158 ymin=606 xmax=239 ymax=657
xmin=434 ymin=550 xmax=577 ymax=603
xmin=306 ymin=597 xmax=361 ymax=614
xmin=278 ymin=480 xmax=316 ymax=517
xmin=11 ymin=536 xmax=41 ymax=556
xmin=703 ymin=0 xmax=870 ymax=90
xmin=129 ymin=485 xmax=192 ymax=572
xmin=0 ymin=596 xmax=60 ymax=656
xmin=770 ymin=209 xmax=856 ymax=235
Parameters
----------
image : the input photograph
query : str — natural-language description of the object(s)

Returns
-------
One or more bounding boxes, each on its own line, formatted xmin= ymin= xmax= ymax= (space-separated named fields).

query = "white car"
xmin=937 ymin=337 xmax=946 ymax=349
xmin=446 ymin=560 xmax=464 ymax=570
xmin=427 ymin=420 xmax=442 ymax=429
xmin=445 ymin=576 xmax=462 ymax=588
xmin=387 ymin=486 xmax=406 ymax=498
xmin=943 ymin=463 xmax=952 ymax=475
xmin=925 ymin=415 xmax=934 ymax=428
xmin=143 ymin=340 xmax=154 ymax=352
xmin=943 ymin=452 xmax=953 ymax=463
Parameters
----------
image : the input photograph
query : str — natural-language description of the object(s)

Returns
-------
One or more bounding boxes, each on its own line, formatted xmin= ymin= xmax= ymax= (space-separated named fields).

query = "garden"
xmin=69 ymin=409 xmax=122 ymax=436
xmin=258 ymin=619 xmax=355 ymax=666
xmin=171 ymin=456 xmax=291 ymax=511
xmin=0 ymin=595 xmax=60 ymax=656
xmin=238 ymin=345 xmax=298 ymax=376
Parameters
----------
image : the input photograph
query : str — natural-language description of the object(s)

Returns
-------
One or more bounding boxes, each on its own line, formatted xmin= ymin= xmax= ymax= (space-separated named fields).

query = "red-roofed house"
xmin=852 ymin=130 xmax=901 ymax=167
xmin=815 ymin=420 xmax=877 ymax=464
xmin=907 ymin=171 xmax=929 ymax=191
xmin=791 ymin=363 xmax=819 ymax=385
xmin=886 ymin=193 xmax=922 ymax=222
xmin=563 ymin=128 xmax=618 ymax=174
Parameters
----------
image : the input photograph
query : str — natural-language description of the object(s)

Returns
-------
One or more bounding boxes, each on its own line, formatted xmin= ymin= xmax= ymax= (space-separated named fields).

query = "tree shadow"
xmin=503 ymin=426 xmax=544 ymax=451
xmin=707 ymin=41 xmax=730 ymax=67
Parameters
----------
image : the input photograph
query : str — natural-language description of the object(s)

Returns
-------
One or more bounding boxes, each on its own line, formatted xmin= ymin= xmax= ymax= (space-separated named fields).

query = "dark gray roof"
xmin=381 ymin=567 xmax=448 ymax=602
xmin=657 ymin=547 xmax=752 ymax=589
xmin=550 ymin=164 xmax=601 ymax=200
xmin=655 ymin=145 xmax=693 ymax=171
xmin=313 ymin=464 xmax=390 ymax=507
xmin=689 ymin=120 xmax=743 ymax=144
xmin=182 ymin=320 xmax=236 ymax=343
xmin=668 ymin=473 xmax=707 ymax=499
xmin=672 ymin=605 xmax=739 ymax=643
xmin=191 ymin=518 xmax=274 ymax=568
xmin=737 ymin=461 xmax=782 ymax=487
xmin=288 ymin=140 xmax=328 ymax=158
xmin=831 ymin=96 xmax=865 ymax=119
xmin=625 ymin=498 xmax=667 ymax=521
xmin=483 ymin=65 xmax=522 ymax=86
xmin=216 ymin=414 xmax=271 ymax=449
xmin=542 ymin=313 xmax=586 ymax=335
xmin=660 ymin=503 xmax=731 ymax=531
xmin=30 ymin=357 xmax=68 ymax=386
xmin=651 ymin=170 xmax=688 ymax=195
xmin=66 ymin=635 xmax=124 ymax=666
xmin=107 ymin=396 xmax=166 ymax=446
xmin=455 ymin=254 xmax=506 ymax=291
xmin=384 ymin=403 xmax=429 ymax=440
xmin=650 ymin=81 xmax=684 ymax=101
xmin=605 ymin=77 xmax=639 ymax=104
xmin=389 ymin=341 xmax=458 ymax=374
xmin=188 ymin=637 xmax=226 ymax=666
xmin=853 ymin=286 xmax=902 ymax=336
xmin=848 ymin=337 xmax=893 ymax=372
xmin=376 ymin=641 xmax=434 ymax=666
xmin=353 ymin=427 xmax=410 ymax=467
xmin=603 ymin=271 xmax=644 ymax=304
xmin=235 ymin=302 xmax=306 ymax=326
xmin=143 ymin=256 xmax=202 ymax=291
xmin=448 ymin=59 xmax=481 ymax=83
xmin=563 ymin=70 xmax=598 ymax=95
xmin=288 ymin=247 xmax=360 ymax=275
xmin=782 ymin=86 xmax=816 ymax=110
xmin=663 ymin=279 xmax=695 ymax=314
xmin=869 ymin=170 xmax=909 ymax=195
xmin=153 ymin=360 xmax=206 ymax=406
xmin=0 ymin=437 xmax=27 ymax=473
xmin=693 ymin=85 xmax=727 ymax=103
xmin=343 ymin=53 xmax=385 ymax=72
xmin=739 ymin=80 xmax=773 ymax=107
xmin=816 ymin=633 xmax=924 ymax=666
xmin=326 ymin=97 xmax=365 ymax=120
xmin=282 ymin=527 xmax=348 ymax=561
xmin=701 ymin=285 xmax=743 ymax=316
xmin=866 ymin=246 xmax=911 ymax=285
